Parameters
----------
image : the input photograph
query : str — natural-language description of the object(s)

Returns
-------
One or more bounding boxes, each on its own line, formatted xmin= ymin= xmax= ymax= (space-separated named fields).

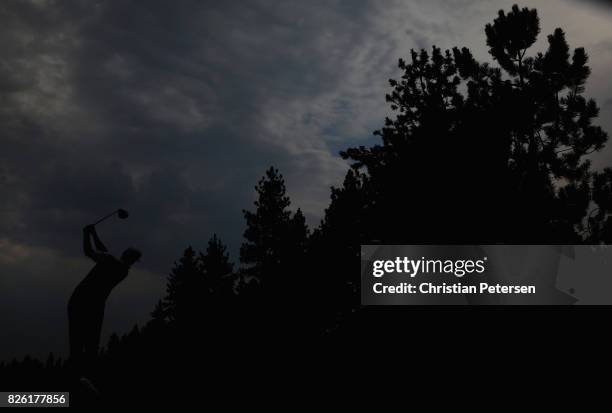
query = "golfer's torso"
xmin=72 ymin=255 xmax=128 ymax=305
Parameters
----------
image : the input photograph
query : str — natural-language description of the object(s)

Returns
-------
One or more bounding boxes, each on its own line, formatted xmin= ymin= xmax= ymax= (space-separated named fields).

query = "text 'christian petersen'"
xmin=370 ymin=257 xmax=536 ymax=296
xmin=373 ymin=282 xmax=536 ymax=295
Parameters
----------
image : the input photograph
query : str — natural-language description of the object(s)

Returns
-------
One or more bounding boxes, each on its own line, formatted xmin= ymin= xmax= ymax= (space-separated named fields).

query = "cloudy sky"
xmin=2 ymin=0 xmax=612 ymax=360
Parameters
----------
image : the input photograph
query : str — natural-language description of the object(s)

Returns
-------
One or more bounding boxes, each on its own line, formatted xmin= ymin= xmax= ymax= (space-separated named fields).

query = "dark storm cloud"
xmin=2 ymin=0 xmax=612 ymax=359
xmin=0 ymin=0 xmax=382 ymax=271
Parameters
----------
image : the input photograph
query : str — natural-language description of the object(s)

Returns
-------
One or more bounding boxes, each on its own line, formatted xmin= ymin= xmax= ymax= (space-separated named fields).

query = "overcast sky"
xmin=2 ymin=0 xmax=612 ymax=360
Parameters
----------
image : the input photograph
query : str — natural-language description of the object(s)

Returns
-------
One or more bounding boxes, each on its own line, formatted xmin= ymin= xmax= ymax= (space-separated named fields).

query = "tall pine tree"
xmin=163 ymin=246 xmax=202 ymax=325
xmin=199 ymin=234 xmax=235 ymax=306
xmin=240 ymin=167 xmax=309 ymax=288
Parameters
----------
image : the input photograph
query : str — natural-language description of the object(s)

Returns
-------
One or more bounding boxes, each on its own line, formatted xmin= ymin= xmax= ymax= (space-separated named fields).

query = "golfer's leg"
xmin=82 ymin=310 xmax=104 ymax=377
xmin=68 ymin=305 xmax=85 ymax=377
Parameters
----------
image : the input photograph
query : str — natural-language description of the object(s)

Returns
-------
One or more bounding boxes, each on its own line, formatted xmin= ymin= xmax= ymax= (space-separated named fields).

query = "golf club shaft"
xmin=93 ymin=210 xmax=119 ymax=226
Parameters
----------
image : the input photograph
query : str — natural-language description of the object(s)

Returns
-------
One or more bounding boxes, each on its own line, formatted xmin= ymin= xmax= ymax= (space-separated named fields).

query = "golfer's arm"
xmin=91 ymin=229 xmax=108 ymax=252
xmin=83 ymin=230 xmax=99 ymax=261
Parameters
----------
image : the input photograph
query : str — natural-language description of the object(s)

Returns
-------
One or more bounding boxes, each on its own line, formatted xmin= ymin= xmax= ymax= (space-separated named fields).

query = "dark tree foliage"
xmin=308 ymin=169 xmax=369 ymax=330
xmin=163 ymin=246 xmax=201 ymax=325
xmin=196 ymin=234 xmax=239 ymax=336
xmin=339 ymin=4 xmax=611 ymax=244
xmin=240 ymin=167 xmax=309 ymax=291
xmin=589 ymin=168 xmax=612 ymax=242
xmin=199 ymin=234 xmax=235 ymax=304
xmin=162 ymin=235 xmax=237 ymax=329
xmin=238 ymin=167 xmax=310 ymax=340
xmin=150 ymin=299 xmax=166 ymax=326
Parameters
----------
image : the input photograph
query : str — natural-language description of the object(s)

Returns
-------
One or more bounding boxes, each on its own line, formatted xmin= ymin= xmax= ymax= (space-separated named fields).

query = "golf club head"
xmin=92 ymin=208 xmax=130 ymax=226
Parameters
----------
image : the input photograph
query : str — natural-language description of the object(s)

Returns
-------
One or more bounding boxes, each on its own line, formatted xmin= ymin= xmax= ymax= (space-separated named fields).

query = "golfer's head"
xmin=121 ymin=247 xmax=142 ymax=266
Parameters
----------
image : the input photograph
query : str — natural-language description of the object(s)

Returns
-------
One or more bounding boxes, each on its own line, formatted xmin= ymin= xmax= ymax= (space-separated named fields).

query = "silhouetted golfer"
xmin=68 ymin=225 xmax=141 ymax=383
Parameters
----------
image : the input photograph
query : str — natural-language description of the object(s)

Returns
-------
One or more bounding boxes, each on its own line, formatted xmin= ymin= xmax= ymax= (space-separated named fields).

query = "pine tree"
xmin=318 ymin=169 xmax=370 ymax=246
xmin=309 ymin=169 xmax=369 ymax=329
xmin=150 ymin=299 xmax=167 ymax=325
xmin=240 ymin=167 xmax=308 ymax=285
xmin=164 ymin=246 xmax=202 ymax=324
xmin=286 ymin=208 xmax=309 ymax=264
xmin=199 ymin=234 xmax=235 ymax=306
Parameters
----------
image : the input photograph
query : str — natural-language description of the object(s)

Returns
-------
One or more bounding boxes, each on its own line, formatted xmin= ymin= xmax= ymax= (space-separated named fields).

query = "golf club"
xmin=93 ymin=208 xmax=129 ymax=226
